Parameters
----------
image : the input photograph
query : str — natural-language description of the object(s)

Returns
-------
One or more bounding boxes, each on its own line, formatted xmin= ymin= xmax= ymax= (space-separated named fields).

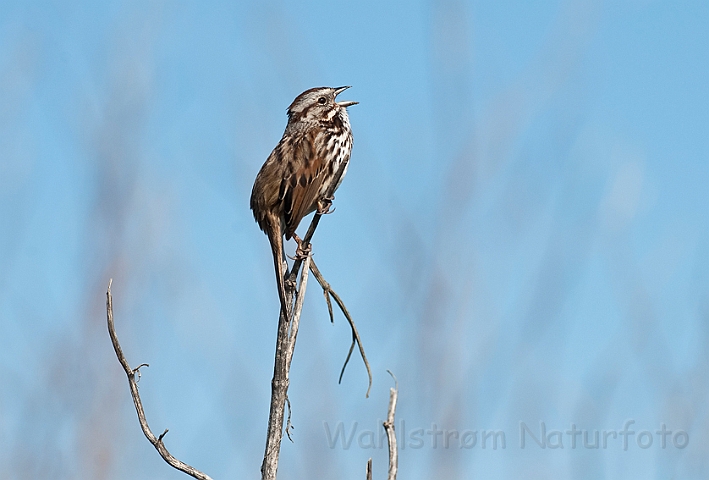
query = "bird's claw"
xmin=317 ymin=197 xmax=335 ymax=215
xmin=295 ymin=244 xmax=311 ymax=260
xmin=293 ymin=234 xmax=312 ymax=260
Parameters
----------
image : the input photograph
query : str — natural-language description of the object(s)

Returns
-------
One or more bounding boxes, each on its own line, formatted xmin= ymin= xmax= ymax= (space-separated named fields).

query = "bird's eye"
xmin=318 ymin=97 xmax=327 ymax=104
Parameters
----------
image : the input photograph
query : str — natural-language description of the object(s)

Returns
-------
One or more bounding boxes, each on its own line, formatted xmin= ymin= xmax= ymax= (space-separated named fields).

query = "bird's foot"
xmin=293 ymin=234 xmax=312 ymax=260
xmin=317 ymin=196 xmax=335 ymax=215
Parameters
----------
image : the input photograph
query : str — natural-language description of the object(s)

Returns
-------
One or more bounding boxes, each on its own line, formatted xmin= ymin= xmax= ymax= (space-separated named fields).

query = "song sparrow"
xmin=250 ymin=86 xmax=357 ymax=318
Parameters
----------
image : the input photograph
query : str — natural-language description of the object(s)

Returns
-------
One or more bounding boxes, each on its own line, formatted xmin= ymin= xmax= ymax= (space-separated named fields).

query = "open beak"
xmin=334 ymin=86 xmax=358 ymax=107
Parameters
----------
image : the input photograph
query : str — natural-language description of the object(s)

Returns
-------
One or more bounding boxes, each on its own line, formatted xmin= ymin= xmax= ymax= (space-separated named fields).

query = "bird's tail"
xmin=266 ymin=220 xmax=290 ymax=320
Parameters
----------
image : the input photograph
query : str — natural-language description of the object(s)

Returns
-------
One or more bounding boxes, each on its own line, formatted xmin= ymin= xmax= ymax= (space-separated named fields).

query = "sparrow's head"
xmin=286 ymin=86 xmax=357 ymax=124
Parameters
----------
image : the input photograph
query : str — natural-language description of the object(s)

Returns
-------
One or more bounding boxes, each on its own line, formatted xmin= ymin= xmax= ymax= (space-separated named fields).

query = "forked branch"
xmin=106 ymin=279 xmax=213 ymax=480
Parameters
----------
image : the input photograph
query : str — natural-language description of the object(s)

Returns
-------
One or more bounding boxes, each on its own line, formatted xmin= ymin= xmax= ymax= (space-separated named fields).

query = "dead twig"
xmin=106 ymin=279 xmax=213 ymax=480
xmin=365 ymin=371 xmax=399 ymax=480
xmin=383 ymin=371 xmax=398 ymax=480
xmin=309 ymin=259 xmax=372 ymax=398
xmin=261 ymin=254 xmax=311 ymax=480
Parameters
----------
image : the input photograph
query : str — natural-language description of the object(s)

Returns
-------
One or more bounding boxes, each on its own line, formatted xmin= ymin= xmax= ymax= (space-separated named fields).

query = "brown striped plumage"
xmin=250 ymin=86 xmax=357 ymax=318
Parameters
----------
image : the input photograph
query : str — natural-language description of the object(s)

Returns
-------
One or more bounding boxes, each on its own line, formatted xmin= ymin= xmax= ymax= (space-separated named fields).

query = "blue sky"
xmin=1 ymin=0 xmax=708 ymax=478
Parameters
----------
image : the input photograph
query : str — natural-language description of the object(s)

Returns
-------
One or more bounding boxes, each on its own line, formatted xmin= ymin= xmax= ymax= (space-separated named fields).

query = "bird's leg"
xmin=293 ymin=233 xmax=312 ymax=260
xmin=317 ymin=196 xmax=335 ymax=215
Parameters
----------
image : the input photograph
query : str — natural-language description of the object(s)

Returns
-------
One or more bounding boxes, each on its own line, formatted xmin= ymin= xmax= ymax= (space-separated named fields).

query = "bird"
xmin=250 ymin=86 xmax=357 ymax=319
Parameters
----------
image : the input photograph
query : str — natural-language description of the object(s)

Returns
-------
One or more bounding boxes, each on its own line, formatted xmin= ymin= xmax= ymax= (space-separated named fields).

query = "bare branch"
xmin=286 ymin=254 xmax=310 ymax=364
xmin=261 ymin=254 xmax=311 ymax=480
xmin=261 ymin=307 xmax=291 ymax=479
xmin=384 ymin=371 xmax=398 ymax=480
xmin=364 ymin=372 xmax=399 ymax=480
xmin=309 ymin=260 xmax=373 ymax=398
xmin=106 ymin=279 xmax=213 ymax=480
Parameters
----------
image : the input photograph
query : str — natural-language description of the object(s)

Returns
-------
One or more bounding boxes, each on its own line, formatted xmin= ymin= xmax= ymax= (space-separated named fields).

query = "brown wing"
xmin=279 ymin=133 xmax=328 ymax=239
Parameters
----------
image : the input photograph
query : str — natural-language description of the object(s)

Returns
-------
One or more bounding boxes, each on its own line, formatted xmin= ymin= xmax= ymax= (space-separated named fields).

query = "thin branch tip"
xmin=387 ymin=370 xmax=398 ymax=391
xmin=133 ymin=363 xmax=149 ymax=374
